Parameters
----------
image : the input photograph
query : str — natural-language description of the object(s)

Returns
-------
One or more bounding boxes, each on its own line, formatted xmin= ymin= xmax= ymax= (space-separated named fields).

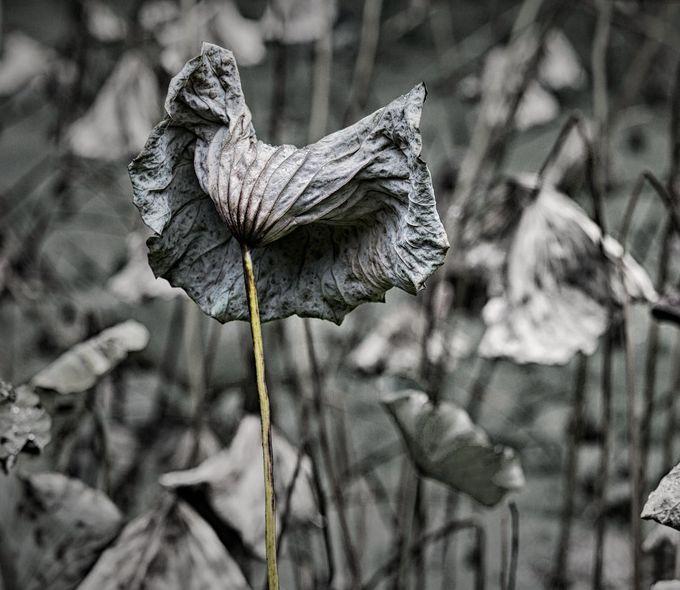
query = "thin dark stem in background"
xmin=344 ymin=0 xmax=384 ymax=124
xmin=308 ymin=4 xmax=333 ymax=143
xmin=269 ymin=41 xmax=287 ymax=144
xmin=304 ymin=319 xmax=362 ymax=589
xmin=500 ymin=512 xmax=508 ymax=590
xmin=466 ymin=358 xmax=499 ymax=422
xmin=639 ymin=223 xmax=672 ymax=493
xmin=361 ymin=518 xmax=484 ymax=590
xmin=507 ymin=502 xmax=519 ymax=590
xmin=622 ymin=292 xmax=642 ymax=590
xmin=551 ymin=354 xmax=589 ymax=589
xmin=152 ymin=298 xmax=185 ymax=424
xmin=662 ymin=333 xmax=680 ymax=474
xmin=589 ymin=2 xmax=613 ymax=588
xmin=276 ymin=443 xmax=305 ymax=555
xmin=592 ymin=323 xmax=614 ymax=590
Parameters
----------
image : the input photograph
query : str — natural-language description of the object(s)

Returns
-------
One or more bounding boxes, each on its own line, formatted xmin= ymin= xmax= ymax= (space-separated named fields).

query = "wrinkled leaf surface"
xmin=130 ymin=43 xmax=448 ymax=324
xmin=382 ymin=390 xmax=525 ymax=507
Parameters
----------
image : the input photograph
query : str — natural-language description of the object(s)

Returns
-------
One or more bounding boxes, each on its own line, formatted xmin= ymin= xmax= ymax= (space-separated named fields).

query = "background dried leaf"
xmin=78 ymin=499 xmax=250 ymax=590
xmin=3 ymin=472 xmax=121 ymax=590
xmin=31 ymin=320 xmax=150 ymax=395
xmin=472 ymin=177 xmax=656 ymax=364
xmin=160 ymin=415 xmax=318 ymax=558
xmin=0 ymin=381 xmax=51 ymax=473
xmin=382 ymin=390 xmax=525 ymax=506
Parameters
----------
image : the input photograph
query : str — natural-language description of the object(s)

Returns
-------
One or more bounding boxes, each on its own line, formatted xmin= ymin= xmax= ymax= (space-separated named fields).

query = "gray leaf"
xmin=0 ymin=381 xmax=51 ymax=473
xmin=78 ymin=500 xmax=250 ymax=590
xmin=9 ymin=472 xmax=122 ymax=590
xmin=130 ymin=43 xmax=448 ymax=324
xmin=466 ymin=176 xmax=656 ymax=365
xmin=160 ymin=415 xmax=318 ymax=558
xmin=642 ymin=461 xmax=680 ymax=530
xmin=32 ymin=320 xmax=150 ymax=394
xmin=382 ymin=390 xmax=525 ymax=507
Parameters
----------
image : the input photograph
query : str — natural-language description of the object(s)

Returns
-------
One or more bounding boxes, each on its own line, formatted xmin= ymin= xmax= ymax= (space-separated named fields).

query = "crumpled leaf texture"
xmin=642 ymin=461 xmax=680 ymax=531
xmin=463 ymin=176 xmax=656 ymax=365
xmin=11 ymin=472 xmax=121 ymax=590
xmin=130 ymin=43 xmax=448 ymax=324
xmin=0 ymin=381 xmax=51 ymax=472
xmin=382 ymin=391 xmax=525 ymax=507
xmin=160 ymin=415 xmax=318 ymax=558
xmin=78 ymin=500 xmax=250 ymax=590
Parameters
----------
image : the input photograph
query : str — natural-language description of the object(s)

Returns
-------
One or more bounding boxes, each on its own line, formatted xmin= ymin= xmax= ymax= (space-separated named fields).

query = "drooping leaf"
xmin=68 ymin=52 xmax=160 ymax=160
xmin=107 ymin=233 xmax=182 ymax=304
xmin=642 ymin=461 xmax=680 ymax=530
xmin=31 ymin=320 xmax=150 ymax=395
xmin=78 ymin=499 xmax=250 ymax=590
xmin=0 ymin=32 xmax=53 ymax=96
xmin=382 ymin=390 xmax=525 ymax=507
xmin=0 ymin=381 xmax=51 ymax=473
xmin=6 ymin=472 xmax=121 ymax=590
xmin=130 ymin=43 xmax=449 ymax=324
xmin=462 ymin=175 xmax=656 ymax=365
xmin=260 ymin=0 xmax=335 ymax=44
xmin=160 ymin=415 xmax=318 ymax=558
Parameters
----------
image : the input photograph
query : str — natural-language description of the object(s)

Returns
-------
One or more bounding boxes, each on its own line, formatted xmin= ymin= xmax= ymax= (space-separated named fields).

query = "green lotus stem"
xmin=241 ymin=243 xmax=279 ymax=590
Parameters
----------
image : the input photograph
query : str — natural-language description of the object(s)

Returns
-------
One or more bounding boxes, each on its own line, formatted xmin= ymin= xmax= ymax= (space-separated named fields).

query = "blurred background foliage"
xmin=1 ymin=0 xmax=680 ymax=589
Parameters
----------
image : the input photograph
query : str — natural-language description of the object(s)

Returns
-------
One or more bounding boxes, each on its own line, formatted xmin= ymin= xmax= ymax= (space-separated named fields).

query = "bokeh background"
xmin=1 ymin=0 xmax=680 ymax=589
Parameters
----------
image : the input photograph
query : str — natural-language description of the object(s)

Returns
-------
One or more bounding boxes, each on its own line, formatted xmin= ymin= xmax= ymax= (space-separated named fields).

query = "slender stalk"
xmin=344 ymin=0 xmax=384 ymax=124
xmin=507 ymin=502 xmax=519 ymax=590
xmin=590 ymin=3 xmax=613 ymax=588
xmin=241 ymin=244 xmax=279 ymax=590
xmin=592 ymin=324 xmax=614 ymax=590
xmin=662 ymin=333 xmax=680 ymax=473
xmin=500 ymin=512 xmax=508 ymax=590
xmin=551 ymin=354 xmax=589 ymax=589
xmin=622 ymin=292 xmax=642 ymax=590
xmin=639 ymin=222 xmax=672 ymax=491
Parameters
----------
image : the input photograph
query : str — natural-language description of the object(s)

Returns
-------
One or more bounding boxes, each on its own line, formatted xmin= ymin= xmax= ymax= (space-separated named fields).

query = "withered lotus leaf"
xmin=642 ymin=461 xmax=680 ymax=531
xmin=0 ymin=381 xmax=51 ymax=473
xmin=464 ymin=175 xmax=656 ymax=365
xmin=382 ymin=390 xmax=525 ymax=507
xmin=130 ymin=43 xmax=449 ymax=324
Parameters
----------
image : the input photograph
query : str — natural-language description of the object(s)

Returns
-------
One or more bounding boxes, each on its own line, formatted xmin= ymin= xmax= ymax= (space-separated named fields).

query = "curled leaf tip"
xmin=130 ymin=43 xmax=449 ymax=324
